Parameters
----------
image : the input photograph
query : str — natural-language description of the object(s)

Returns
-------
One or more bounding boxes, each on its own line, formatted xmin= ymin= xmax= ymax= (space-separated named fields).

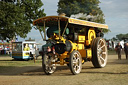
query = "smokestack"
xmin=59 ymin=13 xmax=66 ymax=17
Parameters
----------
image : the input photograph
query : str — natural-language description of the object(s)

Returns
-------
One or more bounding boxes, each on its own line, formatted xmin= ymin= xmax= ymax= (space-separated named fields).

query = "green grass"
xmin=0 ymin=60 xmax=42 ymax=67
xmin=0 ymin=56 xmax=42 ymax=74
xmin=0 ymin=57 xmax=42 ymax=67
xmin=108 ymin=50 xmax=116 ymax=55
xmin=0 ymin=54 xmax=10 ymax=56
xmin=108 ymin=49 xmax=125 ymax=55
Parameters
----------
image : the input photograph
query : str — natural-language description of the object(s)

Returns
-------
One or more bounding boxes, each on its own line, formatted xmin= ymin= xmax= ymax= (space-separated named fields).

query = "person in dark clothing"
xmin=35 ymin=48 xmax=40 ymax=60
xmin=96 ymin=29 xmax=102 ymax=37
xmin=124 ymin=43 xmax=128 ymax=59
xmin=115 ymin=43 xmax=122 ymax=60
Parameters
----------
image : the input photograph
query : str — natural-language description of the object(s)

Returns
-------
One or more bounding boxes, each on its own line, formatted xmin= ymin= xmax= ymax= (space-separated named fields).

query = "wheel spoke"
xmin=73 ymin=60 xmax=77 ymax=64
xmin=73 ymin=65 xmax=77 ymax=70
xmin=102 ymin=52 xmax=106 ymax=55
xmin=100 ymin=56 xmax=105 ymax=62
xmin=99 ymin=40 xmax=102 ymax=46
xmin=73 ymin=55 xmax=76 ymax=60
xmin=100 ymin=44 xmax=105 ymax=49
xmin=75 ymin=60 xmax=81 ymax=72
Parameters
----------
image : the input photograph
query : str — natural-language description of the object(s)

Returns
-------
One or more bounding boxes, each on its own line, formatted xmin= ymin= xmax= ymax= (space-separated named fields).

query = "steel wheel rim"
xmin=45 ymin=55 xmax=56 ymax=74
xmin=97 ymin=38 xmax=107 ymax=67
xmin=72 ymin=52 xmax=82 ymax=74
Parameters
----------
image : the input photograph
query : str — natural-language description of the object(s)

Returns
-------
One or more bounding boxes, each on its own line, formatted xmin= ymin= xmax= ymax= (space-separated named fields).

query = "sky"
xmin=99 ymin=0 xmax=128 ymax=39
xmin=19 ymin=0 xmax=128 ymax=44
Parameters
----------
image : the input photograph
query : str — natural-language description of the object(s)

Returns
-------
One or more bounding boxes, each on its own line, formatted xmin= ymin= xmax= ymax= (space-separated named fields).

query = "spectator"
xmin=115 ymin=42 xmax=122 ymax=60
xmin=124 ymin=43 xmax=128 ymax=59
xmin=35 ymin=48 xmax=40 ymax=60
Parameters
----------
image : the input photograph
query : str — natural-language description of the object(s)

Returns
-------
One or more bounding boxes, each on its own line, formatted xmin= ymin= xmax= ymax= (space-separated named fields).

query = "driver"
xmin=24 ymin=44 xmax=30 ymax=51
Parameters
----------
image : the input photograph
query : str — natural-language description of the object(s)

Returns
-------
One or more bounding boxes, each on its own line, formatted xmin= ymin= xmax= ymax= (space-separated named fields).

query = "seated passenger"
xmin=24 ymin=44 xmax=30 ymax=51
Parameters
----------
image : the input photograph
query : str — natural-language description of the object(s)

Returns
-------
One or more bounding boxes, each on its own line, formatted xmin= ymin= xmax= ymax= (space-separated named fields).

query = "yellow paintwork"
xmin=23 ymin=53 xmax=29 ymax=56
xmin=77 ymin=44 xmax=84 ymax=50
xmin=78 ymin=35 xmax=85 ymax=43
xmin=68 ymin=18 xmax=108 ymax=29
xmin=24 ymin=47 xmax=30 ymax=51
xmin=70 ymin=41 xmax=77 ymax=51
xmin=86 ymin=28 xmax=96 ymax=46
xmin=87 ymin=49 xmax=92 ymax=59
xmin=82 ymin=60 xmax=85 ymax=64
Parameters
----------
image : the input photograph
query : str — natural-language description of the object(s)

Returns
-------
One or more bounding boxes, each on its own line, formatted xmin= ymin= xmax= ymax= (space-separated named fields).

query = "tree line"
xmin=112 ymin=33 xmax=128 ymax=42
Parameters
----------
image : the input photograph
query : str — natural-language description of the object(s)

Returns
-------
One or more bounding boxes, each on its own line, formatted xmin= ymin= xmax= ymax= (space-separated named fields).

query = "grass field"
xmin=0 ymin=54 xmax=128 ymax=85
xmin=108 ymin=50 xmax=116 ymax=55
xmin=0 ymin=50 xmax=123 ymax=67
xmin=0 ymin=50 xmax=125 ymax=73
xmin=0 ymin=50 xmax=128 ymax=85
xmin=0 ymin=57 xmax=42 ymax=66
xmin=0 ymin=56 xmax=42 ymax=74
xmin=108 ymin=49 xmax=125 ymax=55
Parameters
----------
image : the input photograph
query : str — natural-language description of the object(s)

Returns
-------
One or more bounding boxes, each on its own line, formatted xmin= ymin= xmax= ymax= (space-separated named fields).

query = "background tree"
xmin=111 ymin=37 xmax=118 ymax=41
xmin=57 ymin=0 xmax=108 ymax=33
xmin=21 ymin=0 xmax=46 ymax=23
xmin=0 ymin=0 xmax=46 ymax=40
xmin=116 ymin=33 xmax=128 ymax=41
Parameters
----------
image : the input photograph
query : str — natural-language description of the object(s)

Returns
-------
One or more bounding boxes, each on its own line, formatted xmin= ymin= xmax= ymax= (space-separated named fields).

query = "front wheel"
xmin=91 ymin=37 xmax=108 ymax=68
xmin=42 ymin=54 xmax=56 ymax=75
xmin=69 ymin=50 xmax=82 ymax=75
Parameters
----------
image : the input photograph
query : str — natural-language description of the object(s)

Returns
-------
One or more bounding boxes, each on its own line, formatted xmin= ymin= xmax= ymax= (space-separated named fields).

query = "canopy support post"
xmin=43 ymin=20 xmax=46 ymax=40
xmin=58 ymin=18 xmax=61 ymax=39
xmin=37 ymin=25 xmax=44 ymax=41
xmin=62 ymin=22 xmax=68 ymax=36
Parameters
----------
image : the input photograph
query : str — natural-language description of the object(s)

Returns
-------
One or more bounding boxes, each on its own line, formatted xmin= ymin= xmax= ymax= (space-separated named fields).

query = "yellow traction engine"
xmin=33 ymin=16 xmax=108 ymax=75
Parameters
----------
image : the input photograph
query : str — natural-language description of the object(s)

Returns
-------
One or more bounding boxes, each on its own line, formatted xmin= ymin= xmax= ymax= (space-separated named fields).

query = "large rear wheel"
xmin=69 ymin=50 xmax=82 ymax=75
xmin=42 ymin=53 xmax=56 ymax=75
xmin=91 ymin=37 xmax=108 ymax=68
